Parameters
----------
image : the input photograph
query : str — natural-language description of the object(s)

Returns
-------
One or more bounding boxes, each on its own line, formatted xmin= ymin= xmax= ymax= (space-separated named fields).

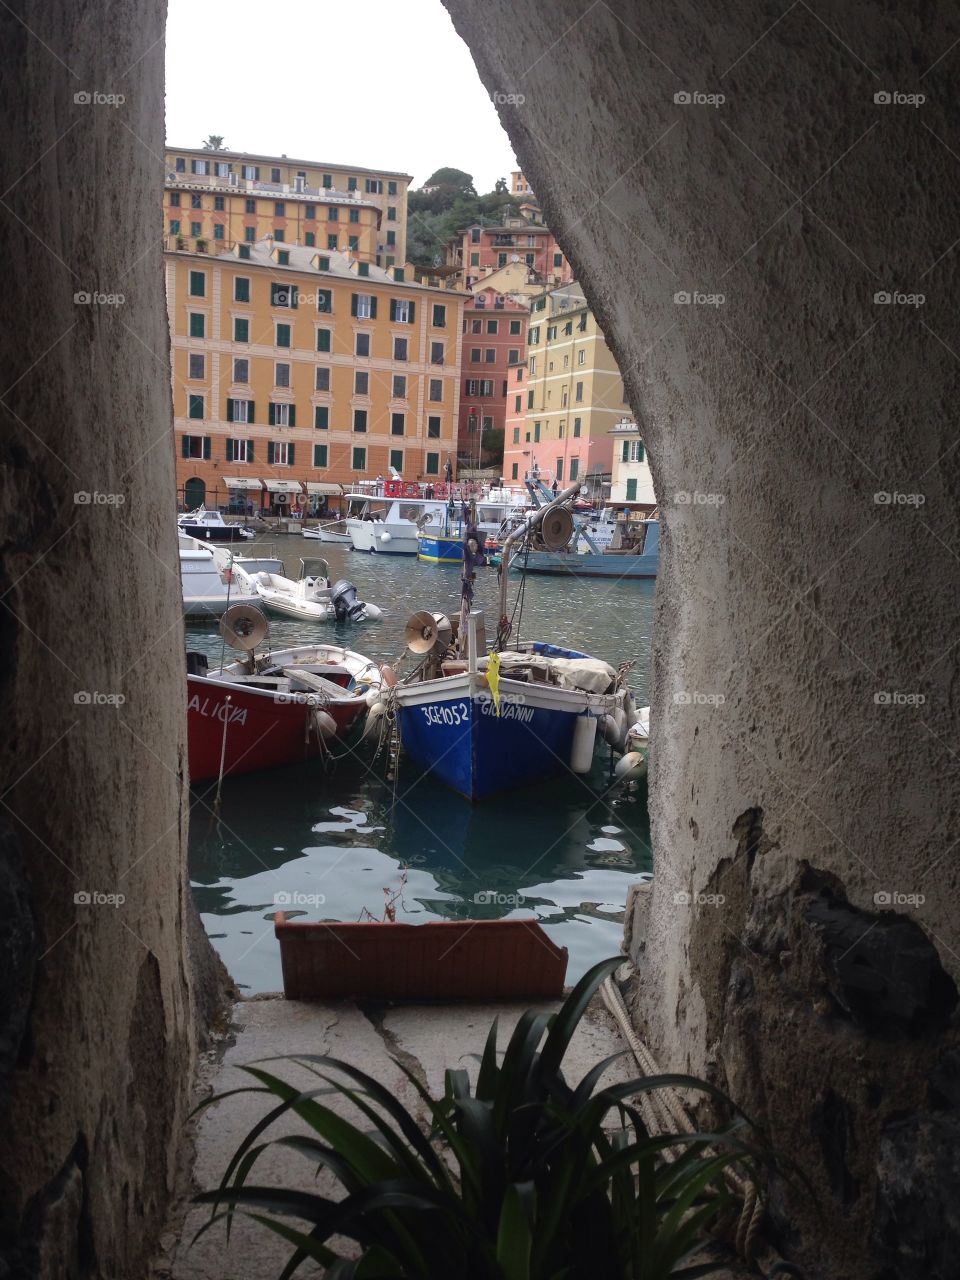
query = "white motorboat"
xmin=345 ymin=491 xmax=528 ymax=556
xmin=180 ymin=545 xmax=259 ymax=620
xmin=302 ymin=519 xmax=353 ymax=545
xmin=178 ymin=507 xmax=256 ymax=542
xmin=253 ymin=558 xmax=382 ymax=623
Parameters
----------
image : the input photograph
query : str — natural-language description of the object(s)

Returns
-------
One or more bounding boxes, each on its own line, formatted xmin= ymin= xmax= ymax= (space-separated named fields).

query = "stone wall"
xmin=444 ymin=2 xmax=960 ymax=1275
xmin=0 ymin=1 xmax=206 ymax=1276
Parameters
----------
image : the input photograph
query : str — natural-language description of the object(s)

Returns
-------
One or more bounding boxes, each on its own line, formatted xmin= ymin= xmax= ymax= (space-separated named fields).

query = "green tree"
xmin=494 ymin=176 xmax=508 ymax=194
xmin=423 ymin=166 xmax=476 ymax=196
xmin=202 ymin=135 xmax=226 ymax=150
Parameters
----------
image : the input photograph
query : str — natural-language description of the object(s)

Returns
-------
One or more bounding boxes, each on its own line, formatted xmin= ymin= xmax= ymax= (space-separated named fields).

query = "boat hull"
xmin=303 ymin=527 xmax=352 ymax=544
xmin=512 ymin=550 xmax=658 ymax=578
xmin=395 ymin=672 xmax=617 ymax=801
xmin=417 ymin=532 xmax=463 ymax=564
xmin=348 ymin=519 xmax=418 ymax=555
xmin=179 ymin=521 xmax=254 ymax=543
xmin=183 ymin=591 xmax=259 ymax=620
xmin=187 ymin=674 xmax=364 ymax=781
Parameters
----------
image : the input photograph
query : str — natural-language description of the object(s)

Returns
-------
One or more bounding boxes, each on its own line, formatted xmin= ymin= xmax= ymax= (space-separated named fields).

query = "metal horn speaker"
xmin=219 ymin=603 xmax=269 ymax=652
xmin=404 ymin=610 xmax=452 ymax=655
xmin=539 ymin=507 xmax=575 ymax=551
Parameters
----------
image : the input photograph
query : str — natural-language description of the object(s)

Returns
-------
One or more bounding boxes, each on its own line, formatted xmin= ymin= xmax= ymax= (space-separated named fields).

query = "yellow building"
xmin=164 ymin=146 xmax=411 ymax=266
xmin=502 ymin=284 xmax=629 ymax=496
xmin=166 ymin=241 xmax=464 ymax=510
xmin=510 ymin=169 xmax=534 ymax=197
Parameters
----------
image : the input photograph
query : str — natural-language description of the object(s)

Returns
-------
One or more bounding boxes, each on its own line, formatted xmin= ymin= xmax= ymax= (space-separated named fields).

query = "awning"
xmin=306 ymin=482 xmax=343 ymax=495
xmin=222 ymin=477 xmax=263 ymax=490
xmin=264 ymin=480 xmax=304 ymax=494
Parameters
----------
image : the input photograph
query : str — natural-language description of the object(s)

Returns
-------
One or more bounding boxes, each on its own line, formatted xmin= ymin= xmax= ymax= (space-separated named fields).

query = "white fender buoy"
xmin=365 ymin=688 xmax=382 ymax=708
xmin=315 ymin=711 xmax=337 ymax=738
xmin=600 ymin=714 xmax=621 ymax=747
xmin=379 ymin=531 xmax=392 ymax=543
xmin=569 ymin=715 xmax=598 ymax=773
xmin=362 ymin=603 xmax=383 ymax=620
xmin=615 ymin=751 xmax=648 ymax=782
xmin=378 ymin=662 xmax=398 ymax=688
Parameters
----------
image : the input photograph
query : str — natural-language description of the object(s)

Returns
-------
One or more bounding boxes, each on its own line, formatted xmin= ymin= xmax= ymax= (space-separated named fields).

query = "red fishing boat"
xmin=186 ymin=606 xmax=387 ymax=782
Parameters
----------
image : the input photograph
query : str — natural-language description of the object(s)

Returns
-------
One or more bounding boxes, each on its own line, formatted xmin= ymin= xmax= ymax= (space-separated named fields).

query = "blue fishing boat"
xmin=416 ymin=530 xmax=467 ymax=565
xmin=511 ymin=517 xmax=659 ymax=579
xmin=388 ymin=485 xmax=631 ymax=801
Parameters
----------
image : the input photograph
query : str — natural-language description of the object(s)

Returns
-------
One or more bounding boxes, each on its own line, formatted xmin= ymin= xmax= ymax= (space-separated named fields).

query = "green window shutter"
xmin=226 ymin=399 xmax=234 ymax=422
xmin=181 ymin=435 xmax=190 ymax=458
xmin=189 ymin=313 xmax=204 ymax=338
xmin=289 ymin=405 xmax=296 ymax=427
xmin=268 ymin=403 xmax=276 ymax=426
xmin=369 ymin=297 xmax=377 ymax=319
xmin=314 ymin=406 xmax=328 ymax=429
xmin=247 ymin=401 xmax=255 ymax=423
xmin=267 ymin=441 xmax=275 ymax=465
xmin=226 ymin=438 xmax=234 ymax=462
xmin=288 ymin=444 xmax=295 ymax=465
xmin=317 ymin=329 xmax=330 ymax=353
xmin=389 ymin=299 xmax=397 ymax=322
xmin=350 ymin=294 xmax=358 ymax=317
xmin=622 ymin=441 xmax=630 ymax=462
xmin=290 ymin=285 xmax=298 ymax=309
xmin=408 ymin=301 xmax=415 ymax=324
xmin=626 ymin=478 xmax=638 ymax=501
xmin=638 ymin=444 xmax=645 ymax=462
xmin=314 ymin=444 xmax=328 ymax=467
xmin=202 ymin=436 xmax=211 ymax=460
xmin=247 ymin=440 xmax=254 ymax=462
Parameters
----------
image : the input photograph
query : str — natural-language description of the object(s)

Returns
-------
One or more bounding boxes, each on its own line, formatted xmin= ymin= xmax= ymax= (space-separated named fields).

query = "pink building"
xmin=458 ymin=286 xmax=529 ymax=470
xmin=448 ymin=213 xmax=573 ymax=291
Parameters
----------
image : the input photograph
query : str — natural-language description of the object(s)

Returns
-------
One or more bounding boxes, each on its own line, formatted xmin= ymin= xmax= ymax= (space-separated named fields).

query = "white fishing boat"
xmin=302 ymin=519 xmax=352 ymax=545
xmin=180 ymin=545 xmax=259 ymax=620
xmin=345 ymin=490 xmax=528 ymax=557
xmin=178 ymin=507 xmax=256 ymax=542
xmin=253 ymin=558 xmax=382 ymax=623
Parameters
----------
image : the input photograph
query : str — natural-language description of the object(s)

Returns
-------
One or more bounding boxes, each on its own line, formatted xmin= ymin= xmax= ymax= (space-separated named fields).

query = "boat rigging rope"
xmin=600 ymin=970 xmax=780 ymax=1274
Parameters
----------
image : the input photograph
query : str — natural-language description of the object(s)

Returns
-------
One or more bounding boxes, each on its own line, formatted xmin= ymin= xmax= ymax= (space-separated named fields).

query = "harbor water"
xmin=186 ymin=534 xmax=656 ymax=991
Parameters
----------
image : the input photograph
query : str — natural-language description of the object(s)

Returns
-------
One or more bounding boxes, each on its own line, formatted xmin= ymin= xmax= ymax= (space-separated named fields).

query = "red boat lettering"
xmin=187 ymin=693 xmax=248 ymax=726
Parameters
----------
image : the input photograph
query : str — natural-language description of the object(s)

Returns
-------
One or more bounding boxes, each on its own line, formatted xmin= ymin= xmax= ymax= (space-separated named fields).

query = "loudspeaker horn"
xmin=404 ymin=610 xmax=452 ymax=654
xmin=219 ymin=603 xmax=269 ymax=652
xmin=539 ymin=507 xmax=575 ymax=551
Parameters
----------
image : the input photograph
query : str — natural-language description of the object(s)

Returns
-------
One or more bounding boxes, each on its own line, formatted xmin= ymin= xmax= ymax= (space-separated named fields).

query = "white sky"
xmin=164 ymin=0 xmax=518 ymax=192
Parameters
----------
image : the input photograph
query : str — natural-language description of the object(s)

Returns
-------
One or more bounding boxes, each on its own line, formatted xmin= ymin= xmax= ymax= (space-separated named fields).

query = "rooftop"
xmin=166 ymin=145 xmax=412 ymax=181
xmin=164 ymin=177 xmax=379 ymax=209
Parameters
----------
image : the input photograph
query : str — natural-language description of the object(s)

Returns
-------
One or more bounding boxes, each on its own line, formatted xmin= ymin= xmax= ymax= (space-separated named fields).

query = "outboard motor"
xmin=330 ymin=579 xmax=366 ymax=622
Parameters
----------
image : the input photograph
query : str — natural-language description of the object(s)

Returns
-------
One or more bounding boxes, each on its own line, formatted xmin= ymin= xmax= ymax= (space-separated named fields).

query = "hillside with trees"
xmin=405 ymin=167 xmax=525 ymax=268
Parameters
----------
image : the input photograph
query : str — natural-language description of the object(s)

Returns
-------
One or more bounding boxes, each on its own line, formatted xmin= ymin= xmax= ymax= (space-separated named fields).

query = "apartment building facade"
xmin=447 ymin=209 xmax=573 ymax=290
xmin=164 ymin=146 xmax=411 ymax=265
xmin=458 ymin=287 xmax=529 ymax=470
xmin=502 ymin=285 xmax=630 ymax=497
xmin=609 ymin=419 xmax=656 ymax=511
xmin=167 ymin=242 xmax=463 ymax=511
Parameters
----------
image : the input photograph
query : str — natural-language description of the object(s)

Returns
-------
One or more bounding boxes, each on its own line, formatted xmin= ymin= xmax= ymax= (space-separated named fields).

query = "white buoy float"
xmin=615 ymin=751 xmax=648 ymax=782
xmin=569 ymin=714 xmax=598 ymax=773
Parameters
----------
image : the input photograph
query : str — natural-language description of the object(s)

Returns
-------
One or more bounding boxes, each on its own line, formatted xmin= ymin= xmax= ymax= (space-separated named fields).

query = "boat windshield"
xmin=298 ymin=557 xmax=330 ymax=580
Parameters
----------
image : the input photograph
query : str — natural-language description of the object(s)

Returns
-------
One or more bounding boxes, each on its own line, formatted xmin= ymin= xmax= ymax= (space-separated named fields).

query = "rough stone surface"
xmin=0 ymin=2 xmax=212 ymax=1276
xmin=441 ymin=2 xmax=960 ymax=1275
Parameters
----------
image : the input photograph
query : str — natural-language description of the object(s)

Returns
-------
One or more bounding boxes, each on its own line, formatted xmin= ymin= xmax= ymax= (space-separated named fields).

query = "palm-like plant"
xmin=195 ymin=958 xmax=768 ymax=1278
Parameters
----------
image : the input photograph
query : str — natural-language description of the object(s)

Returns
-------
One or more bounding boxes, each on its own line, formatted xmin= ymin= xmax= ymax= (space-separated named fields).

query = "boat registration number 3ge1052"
xmin=419 ymin=698 xmax=536 ymax=727
xmin=420 ymin=701 xmax=469 ymax=727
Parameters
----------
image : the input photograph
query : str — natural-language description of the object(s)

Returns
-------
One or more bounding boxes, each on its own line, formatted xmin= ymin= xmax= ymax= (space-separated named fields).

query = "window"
xmin=226 ymin=438 xmax=253 ymax=463
xmin=314 ymin=443 xmax=328 ymax=467
xmin=529 ymin=355 xmax=537 ymax=375
xmin=431 ymin=341 xmax=445 ymax=365
xmin=315 ymin=367 xmax=330 ymax=391
xmin=388 ymin=180 xmax=398 ymax=195
xmin=525 ymin=252 xmax=534 ymax=265
xmin=471 ymin=227 xmax=481 ymax=244
xmin=348 ymin=236 xmax=359 ymax=252
xmin=578 ymin=350 xmax=585 ymax=365
xmin=527 ymin=390 xmax=534 ymax=409
xmin=327 ymin=206 xmax=339 ymax=221
xmin=355 ymin=333 xmax=370 ymax=357
xmin=390 ymin=298 xmax=415 ymax=324
xmin=562 ymin=388 xmax=568 ymax=407
xmin=623 ymin=440 xmax=646 ymax=463
xmin=358 ymin=261 xmax=369 ymax=277
xmin=547 ymin=325 xmax=557 ymax=340
xmin=578 ymin=313 xmax=587 ymax=332
xmin=317 ymin=327 xmax=331 ymax=353
xmin=275 ymin=323 xmax=291 ymax=348
xmin=573 ymin=417 xmax=582 ymax=438
xmin=425 ymin=452 xmax=440 ymax=475
xmin=192 ymin=158 xmax=209 ymax=176
xmin=559 ymin=422 xmax=566 ymax=438
xmin=189 ymin=194 xmax=202 ymax=211
xmin=274 ymin=201 xmax=285 ymax=216
xmin=269 ymin=402 xmax=295 ymax=427
xmin=365 ymin=178 xmax=383 ymax=194
xmin=241 ymin=164 xmax=258 ymax=181
xmin=508 ymin=349 xmax=520 ymax=365
xmin=391 ymin=412 xmax=405 ymax=436
xmin=427 ymin=415 xmax=441 ymax=439
xmin=305 ymin=204 xmax=316 ymax=219
xmin=510 ymin=319 xmax=522 ymax=335
xmin=327 ymin=234 xmax=338 ymax=250
xmin=169 ymin=219 xmax=180 ymax=235
xmin=181 ymin=434 xmax=209 ymax=459
xmin=189 ymin=312 xmax=205 ymax=338
xmin=347 ymin=177 xmax=358 ymax=191
xmin=322 ymin=174 xmax=332 ymax=189
xmin=534 ymin=422 xmax=541 ymax=442
xmin=470 ymin=252 xmax=480 ymax=266
xmin=271 ymin=168 xmax=281 ymax=184
xmin=471 ymin=319 xmax=482 ymax=334
xmin=244 ymin=197 xmax=256 ymax=214
xmin=227 ymin=398 xmax=253 ymax=424
xmin=569 ymin=457 xmax=580 ymax=480
xmin=317 ymin=255 xmax=330 ymax=270
xmin=352 ymin=446 xmax=366 ymax=469
xmin=244 ymin=226 xmax=255 ymax=242
xmin=275 ymin=362 xmax=290 ymax=388
xmin=174 ymin=157 xmax=185 ymax=172
xmin=213 ymin=224 xmax=224 ymax=241
xmin=234 ymin=277 xmax=250 ymax=303
xmin=392 ymin=374 xmax=406 ymax=398
xmin=349 ymin=208 xmax=360 ymax=224
xmin=393 ymin=336 xmax=408 ymax=361
xmin=314 ymin=406 xmax=329 ymax=430
xmin=387 ymin=205 xmax=397 ymax=221
xmin=188 ymin=270 xmax=205 ymax=297
xmin=188 ymin=353 xmax=204 ymax=379
xmin=353 ymin=293 xmax=376 ymax=320
xmin=389 ymin=448 xmax=404 ymax=473
xmin=190 ymin=222 xmax=201 ymax=237
xmin=277 ymin=246 xmax=289 ymax=261
xmin=516 ymin=366 xmax=524 ymax=381
xmin=498 ymin=254 xmax=507 ymax=268
xmin=267 ymin=440 xmax=294 ymax=465
xmin=556 ymin=459 xmax=564 ymax=482
xmin=234 ymin=317 xmax=249 ymax=342
xmin=486 ymin=319 xmax=498 ymax=334
xmin=428 ymin=379 xmax=443 ymax=402
xmin=511 ymin=462 xmax=518 ymax=480
xmin=514 ymin=396 xmax=522 ymax=413
xmin=169 ymin=192 xmax=181 ymax=207
xmin=271 ymin=281 xmax=297 ymax=308
xmin=485 ymin=349 xmax=495 ymax=363
xmin=353 ymin=409 xmax=367 ymax=432
xmin=432 ymin=303 xmax=446 ymax=328
xmin=554 ymin=252 xmax=563 ymax=268
xmin=305 ymin=232 xmax=315 ymax=247
xmin=529 ymin=325 xmax=540 ymax=344
xmin=187 ymin=394 xmax=204 ymax=420
xmin=355 ymin=371 xmax=369 ymax=395
xmin=575 ymin=381 xmax=584 ymax=402
xmin=233 ymin=358 xmax=249 ymax=383
xmin=237 ymin=244 xmax=250 ymax=260
xmin=564 ymin=321 xmax=573 ymax=336
xmin=316 ymin=289 xmax=332 ymax=313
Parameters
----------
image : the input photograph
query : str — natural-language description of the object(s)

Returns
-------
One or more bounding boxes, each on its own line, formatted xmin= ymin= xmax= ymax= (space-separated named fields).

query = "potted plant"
xmin=196 ymin=237 xmax=208 ymax=253
xmin=195 ymin=958 xmax=775 ymax=1277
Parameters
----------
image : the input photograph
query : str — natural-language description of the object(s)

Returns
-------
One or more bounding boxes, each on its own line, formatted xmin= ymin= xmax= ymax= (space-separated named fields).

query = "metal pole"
xmin=498 ymin=480 xmax=582 ymax=627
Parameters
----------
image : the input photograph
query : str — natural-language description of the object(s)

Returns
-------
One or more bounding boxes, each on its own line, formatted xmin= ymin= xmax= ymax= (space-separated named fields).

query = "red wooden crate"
xmin=274 ymin=915 xmax=568 ymax=1002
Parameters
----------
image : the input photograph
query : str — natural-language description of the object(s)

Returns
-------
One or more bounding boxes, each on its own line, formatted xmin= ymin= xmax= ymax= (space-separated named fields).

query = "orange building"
xmin=166 ymin=241 xmax=464 ymax=513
